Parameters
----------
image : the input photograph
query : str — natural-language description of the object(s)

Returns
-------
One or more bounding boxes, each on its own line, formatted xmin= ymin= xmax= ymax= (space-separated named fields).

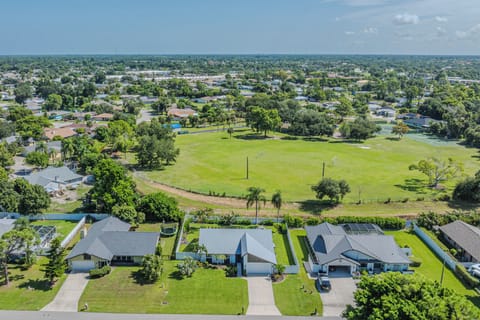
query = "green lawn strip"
xmin=139 ymin=130 xmax=477 ymax=202
xmin=79 ymin=261 xmax=248 ymax=314
xmin=273 ymin=229 xmax=322 ymax=316
xmin=0 ymin=257 xmax=66 ymax=310
xmin=385 ymin=230 xmax=479 ymax=307
xmin=31 ymin=220 xmax=78 ymax=241
xmin=135 ymin=223 xmax=177 ymax=257
xmin=271 ymin=229 xmax=295 ymax=266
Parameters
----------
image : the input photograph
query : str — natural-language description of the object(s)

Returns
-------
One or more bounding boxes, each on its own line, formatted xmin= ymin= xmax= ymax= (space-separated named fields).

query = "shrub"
xmin=436 ymin=194 xmax=451 ymax=201
xmin=409 ymin=256 xmax=422 ymax=267
xmin=236 ymin=219 xmax=252 ymax=226
xmin=306 ymin=217 xmax=320 ymax=226
xmin=260 ymin=219 xmax=274 ymax=226
xmin=225 ymin=265 xmax=237 ymax=277
xmin=455 ymin=264 xmax=480 ymax=288
xmin=89 ymin=265 xmax=111 ymax=278
xmin=283 ymin=215 xmax=304 ymax=228
xmin=274 ymin=223 xmax=287 ymax=234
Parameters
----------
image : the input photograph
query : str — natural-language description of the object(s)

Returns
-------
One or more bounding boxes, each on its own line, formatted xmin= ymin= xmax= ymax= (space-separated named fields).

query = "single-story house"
xmin=21 ymin=141 xmax=62 ymax=157
xmin=24 ymin=166 xmax=84 ymax=193
xmin=44 ymin=127 xmax=78 ymax=140
xmin=439 ymin=220 xmax=480 ymax=263
xmin=305 ymin=223 xmax=410 ymax=275
xmin=167 ymin=107 xmax=197 ymax=120
xmin=92 ymin=113 xmax=114 ymax=121
xmin=67 ymin=216 xmax=159 ymax=272
xmin=198 ymin=228 xmax=277 ymax=276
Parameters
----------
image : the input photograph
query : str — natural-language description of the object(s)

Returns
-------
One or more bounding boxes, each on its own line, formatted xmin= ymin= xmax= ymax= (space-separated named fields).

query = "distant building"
xmin=44 ymin=127 xmax=77 ymax=140
xmin=167 ymin=107 xmax=197 ymax=120
xmin=92 ymin=113 xmax=114 ymax=121
xmin=24 ymin=166 xmax=84 ymax=193
xmin=439 ymin=221 xmax=480 ymax=263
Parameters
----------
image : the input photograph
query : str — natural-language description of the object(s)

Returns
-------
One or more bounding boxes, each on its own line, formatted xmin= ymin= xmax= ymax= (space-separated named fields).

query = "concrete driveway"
xmin=42 ymin=272 xmax=90 ymax=312
xmin=246 ymin=276 xmax=281 ymax=316
xmin=320 ymin=276 xmax=356 ymax=317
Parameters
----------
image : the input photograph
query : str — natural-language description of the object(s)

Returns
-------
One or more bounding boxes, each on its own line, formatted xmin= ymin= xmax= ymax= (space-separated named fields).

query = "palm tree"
xmin=61 ymin=138 xmax=74 ymax=162
xmin=246 ymin=187 xmax=266 ymax=224
xmin=271 ymin=190 xmax=282 ymax=223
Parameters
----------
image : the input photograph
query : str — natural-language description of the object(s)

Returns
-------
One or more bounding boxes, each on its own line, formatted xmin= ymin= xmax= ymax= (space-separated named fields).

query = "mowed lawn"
xmin=79 ymin=261 xmax=248 ymax=314
xmin=385 ymin=230 xmax=480 ymax=308
xmin=0 ymin=257 xmax=66 ymax=310
xmin=273 ymin=229 xmax=322 ymax=316
xmin=142 ymin=130 xmax=478 ymax=202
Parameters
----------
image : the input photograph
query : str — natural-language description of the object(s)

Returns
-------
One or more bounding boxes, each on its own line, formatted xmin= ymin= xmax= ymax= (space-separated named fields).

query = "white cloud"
xmin=456 ymin=24 xmax=480 ymax=39
xmin=435 ymin=16 xmax=448 ymax=22
xmin=345 ymin=31 xmax=356 ymax=35
xmin=363 ymin=27 xmax=378 ymax=34
xmin=393 ymin=13 xmax=419 ymax=25
xmin=436 ymin=26 xmax=447 ymax=36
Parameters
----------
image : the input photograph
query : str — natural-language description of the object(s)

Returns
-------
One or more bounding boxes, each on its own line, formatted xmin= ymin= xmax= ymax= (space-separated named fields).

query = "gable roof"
xmin=306 ymin=223 xmax=410 ymax=265
xmin=66 ymin=216 xmax=159 ymax=260
xmin=439 ymin=220 xmax=480 ymax=262
xmin=199 ymin=228 xmax=276 ymax=264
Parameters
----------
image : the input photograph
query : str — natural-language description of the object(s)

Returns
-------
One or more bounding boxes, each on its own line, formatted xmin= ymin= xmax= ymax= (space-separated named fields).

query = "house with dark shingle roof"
xmin=66 ymin=217 xmax=159 ymax=271
xmin=305 ymin=223 xmax=410 ymax=275
xmin=439 ymin=220 xmax=480 ymax=263
xmin=198 ymin=228 xmax=277 ymax=275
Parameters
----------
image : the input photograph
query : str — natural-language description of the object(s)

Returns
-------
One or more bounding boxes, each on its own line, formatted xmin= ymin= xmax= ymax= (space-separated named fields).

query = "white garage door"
xmin=246 ymin=263 xmax=272 ymax=275
xmin=71 ymin=260 xmax=95 ymax=272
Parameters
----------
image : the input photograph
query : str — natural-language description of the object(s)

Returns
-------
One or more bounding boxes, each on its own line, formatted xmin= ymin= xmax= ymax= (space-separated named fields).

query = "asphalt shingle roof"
xmin=66 ymin=217 xmax=159 ymax=260
xmin=199 ymin=228 xmax=276 ymax=264
xmin=439 ymin=220 xmax=480 ymax=262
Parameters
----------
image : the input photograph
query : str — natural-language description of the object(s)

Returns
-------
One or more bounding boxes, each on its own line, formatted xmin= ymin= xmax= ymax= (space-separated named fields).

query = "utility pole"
xmin=322 ymin=162 xmax=325 ymax=178
xmin=246 ymin=156 xmax=249 ymax=180
xmin=440 ymin=256 xmax=446 ymax=286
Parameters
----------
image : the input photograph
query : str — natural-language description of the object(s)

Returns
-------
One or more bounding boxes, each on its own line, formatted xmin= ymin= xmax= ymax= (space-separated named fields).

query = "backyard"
xmin=134 ymin=130 xmax=478 ymax=203
xmin=31 ymin=220 xmax=78 ymax=241
xmin=385 ymin=230 xmax=480 ymax=307
xmin=0 ymin=257 xmax=66 ymax=310
xmin=78 ymin=261 xmax=248 ymax=314
xmin=273 ymin=229 xmax=323 ymax=316
xmin=136 ymin=222 xmax=177 ymax=258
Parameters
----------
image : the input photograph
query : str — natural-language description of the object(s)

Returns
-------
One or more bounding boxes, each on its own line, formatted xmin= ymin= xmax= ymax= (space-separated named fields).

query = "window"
xmin=84 ymin=254 xmax=91 ymax=260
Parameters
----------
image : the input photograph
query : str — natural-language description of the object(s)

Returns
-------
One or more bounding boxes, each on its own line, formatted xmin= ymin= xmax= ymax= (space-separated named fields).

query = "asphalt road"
xmin=0 ymin=311 xmax=342 ymax=320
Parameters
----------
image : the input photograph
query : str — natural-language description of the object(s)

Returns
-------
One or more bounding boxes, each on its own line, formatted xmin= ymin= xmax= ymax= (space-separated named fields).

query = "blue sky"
xmin=1 ymin=0 xmax=480 ymax=55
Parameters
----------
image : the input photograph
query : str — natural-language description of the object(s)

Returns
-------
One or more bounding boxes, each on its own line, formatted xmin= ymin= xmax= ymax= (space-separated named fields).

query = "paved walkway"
xmin=42 ymin=272 xmax=90 ymax=312
xmin=320 ymin=276 xmax=356 ymax=317
xmin=245 ymin=276 xmax=281 ymax=316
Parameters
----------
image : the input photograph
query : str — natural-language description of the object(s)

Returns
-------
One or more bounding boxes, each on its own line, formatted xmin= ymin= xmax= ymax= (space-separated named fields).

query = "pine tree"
xmin=44 ymin=238 xmax=67 ymax=285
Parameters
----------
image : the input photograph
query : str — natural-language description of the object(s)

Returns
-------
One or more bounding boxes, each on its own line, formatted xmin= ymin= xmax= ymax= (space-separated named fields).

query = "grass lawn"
xmin=0 ymin=257 xmax=66 ymax=310
xmin=138 ymin=130 xmax=478 ymax=203
xmin=136 ymin=223 xmax=178 ymax=258
xmin=385 ymin=230 xmax=480 ymax=308
xmin=272 ymin=228 xmax=295 ymax=266
xmin=79 ymin=261 xmax=248 ymax=314
xmin=273 ymin=229 xmax=322 ymax=316
xmin=31 ymin=220 xmax=78 ymax=241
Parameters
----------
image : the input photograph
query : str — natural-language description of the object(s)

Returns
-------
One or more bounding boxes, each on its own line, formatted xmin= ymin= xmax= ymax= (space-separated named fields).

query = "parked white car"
xmin=467 ymin=264 xmax=480 ymax=278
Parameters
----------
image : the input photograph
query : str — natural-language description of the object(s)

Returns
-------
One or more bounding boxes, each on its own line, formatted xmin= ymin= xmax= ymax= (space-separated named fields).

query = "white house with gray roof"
xmin=305 ymin=223 xmax=410 ymax=275
xmin=199 ymin=228 xmax=277 ymax=276
xmin=67 ymin=217 xmax=159 ymax=272
xmin=439 ymin=220 xmax=480 ymax=263
xmin=23 ymin=166 xmax=83 ymax=193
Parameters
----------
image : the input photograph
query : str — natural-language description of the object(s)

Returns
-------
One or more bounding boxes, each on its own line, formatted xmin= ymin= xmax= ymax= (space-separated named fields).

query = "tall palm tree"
xmin=61 ymin=138 xmax=74 ymax=162
xmin=246 ymin=187 xmax=266 ymax=225
xmin=271 ymin=190 xmax=282 ymax=223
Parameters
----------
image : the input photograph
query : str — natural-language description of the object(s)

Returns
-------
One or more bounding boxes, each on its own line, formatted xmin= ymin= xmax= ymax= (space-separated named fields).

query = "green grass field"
xmin=385 ymin=230 xmax=480 ymax=308
xmin=139 ymin=130 xmax=478 ymax=203
xmin=79 ymin=261 xmax=248 ymax=314
xmin=273 ymin=229 xmax=322 ymax=316
xmin=0 ymin=257 xmax=66 ymax=310
xmin=136 ymin=223 xmax=177 ymax=258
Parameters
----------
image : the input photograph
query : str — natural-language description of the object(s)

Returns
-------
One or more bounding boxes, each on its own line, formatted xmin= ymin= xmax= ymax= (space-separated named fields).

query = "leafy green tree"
xmin=271 ymin=190 xmax=283 ymax=223
xmin=44 ymin=94 xmax=63 ymax=111
xmin=311 ymin=178 xmax=350 ymax=203
xmin=13 ymin=179 xmax=51 ymax=215
xmin=246 ymin=187 xmax=266 ymax=224
xmin=25 ymin=151 xmax=49 ymax=168
xmin=343 ymin=272 xmax=480 ymax=320
xmin=177 ymin=256 xmax=197 ymax=277
xmin=14 ymin=83 xmax=33 ymax=104
xmin=246 ymin=106 xmax=281 ymax=137
xmin=453 ymin=170 xmax=480 ymax=202
xmin=340 ymin=116 xmax=380 ymax=140
xmin=409 ymin=157 xmax=463 ymax=188
xmin=336 ymin=96 xmax=354 ymax=121
xmin=289 ymin=109 xmax=335 ymax=137
xmin=0 ymin=142 xmax=14 ymax=168
xmin=0 ymin=179 xmax=20 ymax=212
xmin=391 ymin=122 xmax=409 ymax=139
xmin=137 ymin=192 xmax=182 ymax=222
xmin=140 ymin=254 xmax=162 ymax=283
xmin=111 ymin=205 xmax=144 ymax=225
xmin=44 ymin=238 xmax=67 ymax=285
xmin=90 ymin=159 xmax=137 ymax=212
